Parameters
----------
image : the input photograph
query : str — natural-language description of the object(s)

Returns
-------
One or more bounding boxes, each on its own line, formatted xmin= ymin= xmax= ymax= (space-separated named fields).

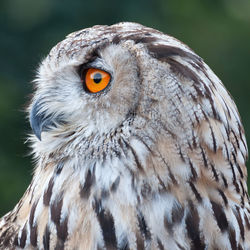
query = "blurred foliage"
xmin=0 ymin=0 xmax=249 ymax=216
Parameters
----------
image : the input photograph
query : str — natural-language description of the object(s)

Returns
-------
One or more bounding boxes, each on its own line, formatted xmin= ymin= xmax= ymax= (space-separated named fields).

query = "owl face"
xmin=30 ymin=24 xmax=149 ymax=155
xmin=31 ymin=41 xmax=138 ymax=139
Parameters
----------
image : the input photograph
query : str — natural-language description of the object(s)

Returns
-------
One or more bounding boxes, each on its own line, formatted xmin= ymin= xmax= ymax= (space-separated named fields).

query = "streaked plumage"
xmin=0 ymin=22 xmax=249 ymax=250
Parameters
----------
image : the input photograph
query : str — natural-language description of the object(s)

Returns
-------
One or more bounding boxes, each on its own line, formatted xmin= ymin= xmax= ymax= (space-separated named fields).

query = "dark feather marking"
xmin=133 ymin=134 xmax=155 ymax=155
xmin=203 ymin=84 xmax=220 ymax=121
xmin=193 ymin=84 xmax=205 ymax=100
xmin=178 ymin=147 xmax=185 ymax=162
xmin=118 ymin=236 xmax=130 ymax=250
xmin=29 ymin=201 xmax=37 ymax=227
xmin=240 ymin=149 xmax=247 ymax=162
xmin=2 ymin=228 xmax=15 ymax=247
xmin=190 ymin=60 xmax=217 ymax=91
xmin=130 ymin=171 xmax=136 ymax=191
xmin=43 ymin=177 xmax=54 ymax=206
xmin=137 ymin=195 xmax=141 ymax=205
xmin=158 ymin=153 xmax=178 ymax=185
xmin=234 ymin=206 xmax=245 ymax=241
xmin=221 ymin=173 xmax=228 ymax=188
xmin=225 ymin=124 xmax=231 ymax=142
xmin=211 ymin=201 xmax=228 ymax=232
xmin=57 ymin=216 xmax=68 ymax=242
xmin=147 ymin=44 xmax=202 ymax=66
xmin=209 ymin=124 xmax=217 ymax=153
xmin=166 ymin=58 xmax=202 ymax=87
xmin=171 ymin=62 xmax=217 ymax=121
xmin=0 ymin=227 xmax=9 ymax=240
xmin=192 ymin=131 xmax=197 ymax=148
xmin=29 ymin=201 xmax=38 ymax=247
xmin=201 ymin=109 xmax=209 ymax=122
xmin=111 ymin=176 xmax=120 ymax=193
xmin=97 ymin=244 xmax=103 ymax=250
xmin=30 ymin=224 xmax=38 ymax=247
xmin=11 ymin=215 xmax=17 ymax=224
xmin=238 ymin=244 xmax=243 ymax=250
xmin=55 ymin=161 xmax=64 ymax=175
xmin=50 ymin=199 xmax=68 ymax=248
xmin=50 ymin=197 xmax=68 ymax=247
xmin=174 ymin=93 xmax=184 ymax=111
xmin=222 ymin=97 xmax=231 ymax=124
xmin=240 ymin=195 xmax=245 ymax=208
xmin=228 ymin=227 xmax=237 ymax=250
xmin=55 ymin=240 xmax=64 ymax=250
xmin=157 ymin=238 xmax=164 ymax=250
xmin=229 ymin=161 xmax=240 ymax=193
xmin=231 ymin=129 xmax=240 ymax=148
xmin=188 ymin=160 xmax=197 ymax=181
xmin=13 ymin=235 xmax=18 ymax=246
xmin=177 ymin=82 xmax=186 ymax=94
xmin=176 ymin=243 xmax=186 ymax=250
xmin=217 ymin=189 xmax=228 ymax=206
xmin=141 ymin=182 xmax=152 ymax=198
xmin=123 ymin=139 xmax=144 ymax=172
xmin=125 ymin=34 xmax=158 ymax=44
xmin=80 ymin=169 xmax=95 ymax=199
xmin=185 ymin=201 xmax=205 ymax=250
xmin=114 ymin=148 xmax=122 ymax=158
xmin=136 ymin=232 xmax=145 ymax=250
xmin=164 ymin=214 xmax=173 ymax=234
xmin=51 ymin=198 xmax=63 ymax=225
xmin=232 ymin=152 xmax=244 ymax=179
xmin=237 ymin=121 xmax=247 ymax=152
xmin=187 ymin=141 xmax=193 ymax=151
xmin=172 ymin=204 xmax=184 ymax=224
xmin=112 ymin=35 xmax=121 ymax=44
xmin=189 ymin=182 xmax=202 ymax=202
xmin=200 ymin=146 xmax=208 ymax=168
xmin=239 ymin=180 xmax=245 ymax=197
xmin=101 ymin=189 xmax=109 ymax=199
xmin=43 ymin=225 xmax=50 ymax=250
xmin=137 ymin=211 xmax=151 ymax=240
xmin=164 ymin=204 xmax=184 ymax=234
xmin=224 ymin=142 xmax=230 ymax=162
xmin=191 ymin=93 xmax=198 ymax=103
xmin=118 ymin=138 xmax=128 ymax=157
xmin=157 ymin=175 xmax=167 ymax=192
xmin=19 ymin=223 xmax=27 ymax=248
xmin=244 ymin=212 xmax=250 ymax=229
xmin=93 ymin=199 xmax=117 ymax=249
xmin=168 ymin=167 xmax=178 ymax=185
xmin=210 ymin=163 xmax=219 ymax=181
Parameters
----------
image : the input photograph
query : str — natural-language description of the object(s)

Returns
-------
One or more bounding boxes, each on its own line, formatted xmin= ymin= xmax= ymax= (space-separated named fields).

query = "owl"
xmin=0 ymin=22 xmax=249 ymax=250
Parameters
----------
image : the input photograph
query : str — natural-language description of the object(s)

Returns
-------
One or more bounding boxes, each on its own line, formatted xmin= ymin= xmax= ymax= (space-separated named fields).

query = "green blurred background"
xmin=0 ymin=0 xmax=250 ymax=216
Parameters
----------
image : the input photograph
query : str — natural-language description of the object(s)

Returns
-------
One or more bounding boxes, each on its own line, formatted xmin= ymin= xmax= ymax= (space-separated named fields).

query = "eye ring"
xmin=81 ymin=68 xmax=111 ymax=93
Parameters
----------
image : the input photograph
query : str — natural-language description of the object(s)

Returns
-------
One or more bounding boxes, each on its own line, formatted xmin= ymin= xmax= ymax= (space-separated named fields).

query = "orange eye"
xmin=84 ymin=68 xmax=111 ymax=93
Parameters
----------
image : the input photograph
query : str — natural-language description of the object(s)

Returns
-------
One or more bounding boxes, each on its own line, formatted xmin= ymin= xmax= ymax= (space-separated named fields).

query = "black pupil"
xmin=93 ymin=73 xmax=102 ymax=84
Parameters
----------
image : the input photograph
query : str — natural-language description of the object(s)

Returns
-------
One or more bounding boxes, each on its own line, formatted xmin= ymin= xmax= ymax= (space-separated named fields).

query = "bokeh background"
xmin=0 ymin=0 xmax=250 ymax=216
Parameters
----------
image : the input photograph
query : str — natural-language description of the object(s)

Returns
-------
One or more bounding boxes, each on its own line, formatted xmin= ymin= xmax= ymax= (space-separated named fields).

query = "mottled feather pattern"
xmin=0 ymin=22 xmax=249 ymax=249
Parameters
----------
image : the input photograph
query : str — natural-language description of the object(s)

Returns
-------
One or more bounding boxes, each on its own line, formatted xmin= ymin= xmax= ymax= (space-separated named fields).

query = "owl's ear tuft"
xmin=29 ymin=99 xmax=64 ymax=141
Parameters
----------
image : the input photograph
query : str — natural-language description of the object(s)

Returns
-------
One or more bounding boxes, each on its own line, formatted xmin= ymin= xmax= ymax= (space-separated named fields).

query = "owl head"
xmin=29 ymin=22 xmax=247 ymax=176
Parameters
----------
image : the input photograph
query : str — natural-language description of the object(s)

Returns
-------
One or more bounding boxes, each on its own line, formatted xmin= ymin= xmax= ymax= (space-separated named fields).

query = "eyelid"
xmin=88 ymin=58 xmax=109 ymax=71
xmin=78 ymin=58 xmax=108 ymax=77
